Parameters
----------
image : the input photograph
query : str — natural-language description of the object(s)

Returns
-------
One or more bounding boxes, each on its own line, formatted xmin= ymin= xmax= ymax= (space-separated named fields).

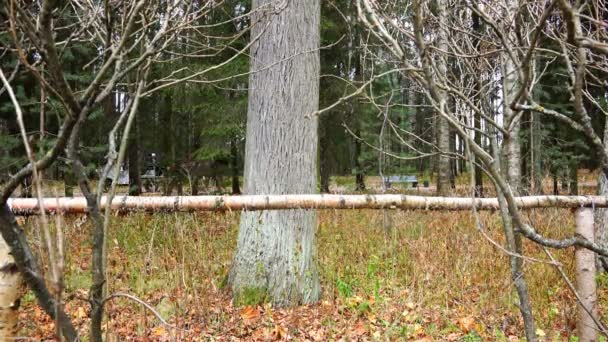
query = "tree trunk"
xmin=353 ymin=124 xmax=365 ymax=191
xmin=575 ymin=208 xmax=599 ymax=341
xmin=127 ymin=115 xmax=141 ymax=196
xmin=435 ymin=0 xmax=451 ymax=196
xmin=319 ymin=116 xmax=331 ymax=193
xmin=0 ymin=232 xmax=21 ymax=340
xmin=596 ymin=121 xmax=608 ymax=272
xmin=472 ymin=11 xmax=484 ymax=197
xmin=502 ymin=50 xmax=522 ymax=194
xmin=569 ymin=163 xmax=578 ymax=196
xmin=229 ymin=0 xmax=321 ymax=307
xmin=553 ymin=173 xmax=559 ymax=196
xmin=63 ymin=170 xmax=76 ymax=197
xmin=230 ymin=139 xmax=241 ymax=195
xmin=531 ymin=112 xmax=543 ymax=194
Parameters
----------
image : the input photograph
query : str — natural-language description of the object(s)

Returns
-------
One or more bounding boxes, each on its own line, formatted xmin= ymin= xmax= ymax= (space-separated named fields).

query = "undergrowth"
xmin=18 ymin=204 xmax=604 ymax=340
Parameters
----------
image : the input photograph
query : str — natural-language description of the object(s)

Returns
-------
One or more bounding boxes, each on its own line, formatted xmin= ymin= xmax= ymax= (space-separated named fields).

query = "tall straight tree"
xmin=435 ymin=0 xmax=452 ymax=196
xmin=229 ymin=0 xmax=321 ymax=306
xmin=501 ymin=0 xmax=522 ymax=194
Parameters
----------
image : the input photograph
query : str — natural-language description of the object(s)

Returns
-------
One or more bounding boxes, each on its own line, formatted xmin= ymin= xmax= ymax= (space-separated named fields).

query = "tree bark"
xmin=319 ymin=116 xmax=331 ymax=193
xmin=569 ymin=163 xmax=578 ymax=196
xmin=229 ymin=0 xmax=321 ymax=307
xmin=575 ymin=208 xmax=598 ymax=342
xmin=502 ymin=50 xmax=522 ymax=194
xmin=127 ymin=115 xmax=141 ymax=196
xmin=230 ymin=139 xmax=241 ymax=195
xmin=596 ymin=121 xmax=608 ymax=272
xmin=63 ymin=170 xmax=76 ymax=197
xmin=0 ymin=229 xmax=21 ymax=340
xmin=472 ymin=12 xmax=484 ymax=197
xmin=10 ymin=194 xmax=608 ymax=214
xmin=0 ymin=204 xmax=78 ymax=340
xmin=530 ymin=112 xmax=543 ymax=194
xmin=435 ymin=0 xmax=452 ymax=196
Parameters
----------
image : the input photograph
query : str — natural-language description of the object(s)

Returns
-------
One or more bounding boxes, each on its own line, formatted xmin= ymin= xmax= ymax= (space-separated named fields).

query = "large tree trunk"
xmin=435 ymin=0 xmax=451 ymax=196
xmin=229 ymin=0 xmax=321 ymax=307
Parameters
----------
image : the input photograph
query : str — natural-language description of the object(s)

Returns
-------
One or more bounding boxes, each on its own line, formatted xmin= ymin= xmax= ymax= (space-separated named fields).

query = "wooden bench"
xmin=383 ymin=175 xmax=418 ymax=188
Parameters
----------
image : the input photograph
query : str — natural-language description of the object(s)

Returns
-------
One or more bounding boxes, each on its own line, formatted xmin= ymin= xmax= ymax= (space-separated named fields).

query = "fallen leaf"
xmin=152 ymin=326 xmax=167 ymax=337
xmin=446 ymin=332 xmax=461 ymax=341
xmin=270 ymin=324 xmax=288 ymax=340
xmin=457 ymin=316 xmax=476 ymax=333
xmin=353 ymin=321 xmax=367 ymax=336
xmin=76 ymin=306 xmax=86 ymax=319
xmin=239 ymin=305 xmax=261 ymax=325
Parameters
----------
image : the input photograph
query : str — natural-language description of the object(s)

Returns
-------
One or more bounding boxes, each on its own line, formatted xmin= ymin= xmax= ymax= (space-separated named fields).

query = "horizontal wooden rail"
xmin=7 ymin=194 xmax=608 ymax=215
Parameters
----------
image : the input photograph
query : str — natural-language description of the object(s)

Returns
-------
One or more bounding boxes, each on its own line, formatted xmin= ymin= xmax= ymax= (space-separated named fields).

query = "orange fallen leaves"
xmin=239 ymin=305 xmax=261 ymax=325
xmin=269 ymin=324 xmax=288 ymax=340
xmin=457 ymin=316 xmax=476 ymax=333
xmin=151 ymin=325 xmax=168 ymax=337
xmin=353 ymin=321 xmax=367 ymax=336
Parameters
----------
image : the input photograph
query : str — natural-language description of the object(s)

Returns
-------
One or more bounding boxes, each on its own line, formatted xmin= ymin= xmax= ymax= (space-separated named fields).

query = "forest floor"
xmin=17 ymin=208 xmax=606 ymax=341
xmin=14 ymin=171 xmax=607 ymax=340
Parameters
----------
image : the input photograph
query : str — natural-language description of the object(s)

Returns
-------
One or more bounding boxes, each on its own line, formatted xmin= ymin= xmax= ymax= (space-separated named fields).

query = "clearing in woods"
xmin=18 ymin=201 xmax=603 ymax=340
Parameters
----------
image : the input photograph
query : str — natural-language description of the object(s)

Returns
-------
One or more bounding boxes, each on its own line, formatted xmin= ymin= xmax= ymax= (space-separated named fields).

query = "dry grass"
xmin=16 ymin=203 xmax=606 ymax=341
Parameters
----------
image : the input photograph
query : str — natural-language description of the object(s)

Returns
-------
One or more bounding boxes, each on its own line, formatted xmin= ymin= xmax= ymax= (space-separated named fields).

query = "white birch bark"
xmin=575 ymin=208 xmax=598 ymax=342
xmin=0 ymin=239 xmax=21 ymax=340
xmin=501 ymin=0 xmax=522 ymax=194
xmin=9 ymin=194 xmax=608 ymax=213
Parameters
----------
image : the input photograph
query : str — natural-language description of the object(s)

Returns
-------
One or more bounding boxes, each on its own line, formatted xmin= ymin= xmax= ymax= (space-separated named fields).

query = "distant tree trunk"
xmin=319 ymin=116 xmax=331 ymax=193
xmin=229 ymin=0 xmax=321 ymax=307
xmin=64 ymin=170 xmax=75 ymax=197
xmin=128 ymin=116 xmax=141 ymax=196
xmin=553 ymin=173 xmax=559 ymax=196
xmin=569 ymin=163 xmax=578 ymax=196
xmin=530 ymin=112 xmax=543 ymax=194
xmin=161 ymin=93 xmax=176 ymax=196
xmin=414 ymin=92 xmax=429 ymax=173
xmin=353 ymin=128 xmax=365 ymax=191
xmin=435 ymin=0 xmax=451 ymax=196
xmin=472 ymin=12 xmax=484 ymax=197
xmin=191 ymin=175 xmax=200 ymax=196
xmin=230 ymin=139 xmax=241 ymax=195
xmin=596 ymin=120 xmax=608 ymax=272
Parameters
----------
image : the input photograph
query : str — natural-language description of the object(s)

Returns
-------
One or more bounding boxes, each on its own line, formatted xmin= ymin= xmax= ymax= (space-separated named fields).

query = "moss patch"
xmin=233 ymin=287 xmax=267 ymax=306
